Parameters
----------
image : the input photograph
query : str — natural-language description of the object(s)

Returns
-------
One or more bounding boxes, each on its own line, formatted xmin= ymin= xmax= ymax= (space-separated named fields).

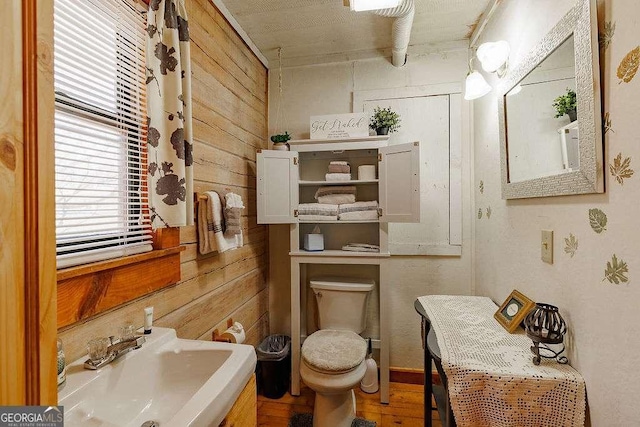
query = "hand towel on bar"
xmin=299 ymin=215 xmax=339 ymax=222
xmin=338 ymin=201 xmax=378 ymax=214
xmin=328 ymin=164 xmax=351 ymax=173
xmin=339 ymin=210 xmax=379 ymax=221
xmin=325 ymin=173 xmax=352 ymax=181
xmin=198 ymin=191 xmax=241 ymax=255
xmin=223 ymin=192 xmax=244 ymax=236
xmin=297 ymin=203 xmax=339 ymax=217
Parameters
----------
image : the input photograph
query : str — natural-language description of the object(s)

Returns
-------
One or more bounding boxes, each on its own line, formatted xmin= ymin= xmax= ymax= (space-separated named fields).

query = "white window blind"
xmin=54 ymin=0 xmax=152 ymax=269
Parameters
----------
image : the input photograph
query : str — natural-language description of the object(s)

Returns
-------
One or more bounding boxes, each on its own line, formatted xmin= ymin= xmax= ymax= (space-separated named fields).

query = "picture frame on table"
xmin=494 ymin=290 xmax=535 ymax=333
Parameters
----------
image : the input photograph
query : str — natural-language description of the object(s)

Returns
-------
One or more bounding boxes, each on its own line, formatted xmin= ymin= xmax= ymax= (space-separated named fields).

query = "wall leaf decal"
xmin=609 ymin=152 xmax=634 ymax=185
xmin=603 ymin=254 xmax=629 ymax=284
xmin=603 ymin=112 xmax=613 ymax=134
xmin=564 ymin=233 xmax=578 ymax=258
xmin=599 ymin=21 xmax=616 ymax=51
xmin=477 ymin=208 xmax=483 ymax=219
xmin=486 ymin=206 xmax=492 ymax=219
xmin=479 ymin=180 xmax=484 ymax=194
xmin=588 ymin=208 xmax=608 ymax=234
xmin=617 ymin=46 xmax=640 ymax=84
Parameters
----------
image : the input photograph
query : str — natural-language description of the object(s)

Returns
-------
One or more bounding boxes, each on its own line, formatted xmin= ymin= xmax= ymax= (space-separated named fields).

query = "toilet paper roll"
xmin=221 ymin=322 xmax=246 ymax=344
xmin=358 ymin=165 xmax=376 ymax=181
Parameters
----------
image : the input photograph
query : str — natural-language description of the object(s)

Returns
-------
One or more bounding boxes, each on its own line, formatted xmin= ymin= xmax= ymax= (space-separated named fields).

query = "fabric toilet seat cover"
xmin=302 ymin=329 xmax=367 ymax=374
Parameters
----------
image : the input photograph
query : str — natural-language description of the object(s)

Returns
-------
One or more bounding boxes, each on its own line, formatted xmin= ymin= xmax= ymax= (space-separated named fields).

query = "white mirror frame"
xmin=498 ymin=0 xmax=603 ymax=199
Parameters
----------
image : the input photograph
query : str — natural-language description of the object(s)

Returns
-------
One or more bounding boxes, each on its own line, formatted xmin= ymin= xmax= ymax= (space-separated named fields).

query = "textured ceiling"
xmin=220 ymin=0 xmax=493 ymax=64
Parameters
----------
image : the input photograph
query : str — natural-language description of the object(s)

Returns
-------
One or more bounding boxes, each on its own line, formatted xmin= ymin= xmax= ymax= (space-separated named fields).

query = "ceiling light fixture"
xmin=348 ymin=0 xmax=402 ymax=12
xmin=464 ymin=58 xmax=492 ymax=101
xmin=477 ymin=40 xmax=510 ymax=77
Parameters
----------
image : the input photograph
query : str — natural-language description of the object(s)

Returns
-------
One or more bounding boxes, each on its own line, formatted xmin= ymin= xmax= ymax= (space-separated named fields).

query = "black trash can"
xmin=256 ymin=335 xmax=291 ymax=399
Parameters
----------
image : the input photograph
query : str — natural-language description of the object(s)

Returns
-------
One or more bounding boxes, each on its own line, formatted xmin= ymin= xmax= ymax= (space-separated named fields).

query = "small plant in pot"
xmin=552 ymin=88 xmax=577 ymax=122
xmin=370 ymin=107 xmax=401 ymax=135
xmin=270 ymin=132 xmax=291 ymax=151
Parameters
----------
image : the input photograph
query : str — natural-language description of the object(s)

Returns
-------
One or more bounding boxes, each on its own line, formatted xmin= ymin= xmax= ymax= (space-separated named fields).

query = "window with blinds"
xmin=54 ymin=0 xmax=152 ymax=269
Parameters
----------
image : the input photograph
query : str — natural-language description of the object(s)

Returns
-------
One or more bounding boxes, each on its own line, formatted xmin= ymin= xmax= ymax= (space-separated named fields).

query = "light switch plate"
xmin=541 ymin=230 xmax=553 ymax=264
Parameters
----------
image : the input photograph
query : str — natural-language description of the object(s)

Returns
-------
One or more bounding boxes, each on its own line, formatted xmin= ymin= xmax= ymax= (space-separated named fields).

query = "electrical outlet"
xmin=541 ymin=230 xmax=553 ymax=264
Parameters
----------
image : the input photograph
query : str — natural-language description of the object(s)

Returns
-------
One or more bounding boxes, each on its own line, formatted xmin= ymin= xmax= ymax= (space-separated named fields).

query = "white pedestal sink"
xmin=59 ymin=327 xmax=257 ymax=427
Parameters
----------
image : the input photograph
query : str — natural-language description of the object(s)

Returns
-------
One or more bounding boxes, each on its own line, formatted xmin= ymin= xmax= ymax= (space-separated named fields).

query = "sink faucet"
xmin=84 ymin=336 xmax=146 ymax=370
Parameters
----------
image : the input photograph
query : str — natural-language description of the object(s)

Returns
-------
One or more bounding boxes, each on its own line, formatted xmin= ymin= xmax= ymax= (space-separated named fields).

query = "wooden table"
xmin=415 ymin=300 xmax=456 ymax=427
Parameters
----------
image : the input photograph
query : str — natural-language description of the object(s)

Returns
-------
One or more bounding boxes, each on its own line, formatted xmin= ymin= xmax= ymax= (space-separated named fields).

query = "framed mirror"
xmin=498 ymin=0 xmax=602 ymax=199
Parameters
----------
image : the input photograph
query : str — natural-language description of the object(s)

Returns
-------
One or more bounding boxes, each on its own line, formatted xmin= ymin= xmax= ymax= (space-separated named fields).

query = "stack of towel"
xmin=325 ymin=161 xmax=352 ymax=181
xmin=338 ymin=201 xmax=379 ymax=221
xmin=314 ymin=185 xmax=356 ymax=204
xmin=298 ymin=203 xmax=339 ymax=221
xmin=342 ymin=243 xmax=380 ymax=253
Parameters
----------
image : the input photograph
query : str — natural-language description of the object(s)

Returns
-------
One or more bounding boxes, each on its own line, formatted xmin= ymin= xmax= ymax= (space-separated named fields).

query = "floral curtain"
xmin=146 ymin=0 xmax=194 ymax=228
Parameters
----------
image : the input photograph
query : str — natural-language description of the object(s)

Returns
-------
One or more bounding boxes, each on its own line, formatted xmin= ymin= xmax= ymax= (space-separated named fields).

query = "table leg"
xmin=423 ymin=317 xmax=432 ymax=427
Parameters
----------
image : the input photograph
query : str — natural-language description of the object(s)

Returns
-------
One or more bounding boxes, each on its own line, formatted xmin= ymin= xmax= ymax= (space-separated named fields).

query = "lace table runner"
xmin=418 ymin=295 xmax=585 ymax=427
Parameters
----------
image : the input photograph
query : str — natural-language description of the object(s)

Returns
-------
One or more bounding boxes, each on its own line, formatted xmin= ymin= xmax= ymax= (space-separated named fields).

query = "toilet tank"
xmin=310 ymin=277 xmax=375 ymax=333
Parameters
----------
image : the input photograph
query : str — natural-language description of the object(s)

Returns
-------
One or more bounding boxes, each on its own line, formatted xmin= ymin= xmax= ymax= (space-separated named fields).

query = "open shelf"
xmin=299 ymin=179 xmax=378 ymax=186
xmin=289 ymin=135 xmax=389 ymax=145
xmin=289 ymin=250 xmax=390 ymax=258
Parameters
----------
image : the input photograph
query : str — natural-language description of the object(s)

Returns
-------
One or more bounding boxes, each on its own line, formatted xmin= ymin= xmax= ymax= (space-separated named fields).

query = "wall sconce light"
xmin=477 ymin=40 xmax=510 ymax=77
xmin=464 ymin=58 xmax=492 ymax=101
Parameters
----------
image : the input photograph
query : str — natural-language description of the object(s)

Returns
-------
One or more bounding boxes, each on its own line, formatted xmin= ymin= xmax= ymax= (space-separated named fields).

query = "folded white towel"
xmin=198 ymin=191 xmax=242 ymax=255
xmin=338 ymin=200 xmax=378 ymax=214
xmin=339 ymin=210 xmax=379 ymax=221
xmin=298 ymin=203 xmax=339 ymax=216
xmin=329 ymin=161 xmax=349 ymax=165
xmin=317 ymin=194 xmax=356 ymax=205
xmin=325 ymin=173 xmax=352 ymax=181
xmin=299 ymin=215 xmax=338 ymax=222
xmin=225 ymin=192 xmax=245 ymax=208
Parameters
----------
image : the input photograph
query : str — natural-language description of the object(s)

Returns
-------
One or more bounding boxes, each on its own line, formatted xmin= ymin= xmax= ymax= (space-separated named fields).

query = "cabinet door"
xmin=257 ymin=150 xmax=299 ymax=224
xmin=379 ymin=142 xmax=420 ymax=223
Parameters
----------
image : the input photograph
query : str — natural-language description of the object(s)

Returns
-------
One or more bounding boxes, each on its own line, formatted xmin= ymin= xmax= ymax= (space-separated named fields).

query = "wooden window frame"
xmin=56 ymin=228 xmax=184 ymax=329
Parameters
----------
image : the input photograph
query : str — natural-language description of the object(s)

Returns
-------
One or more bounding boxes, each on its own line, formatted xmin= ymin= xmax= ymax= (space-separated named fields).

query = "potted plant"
xmin=370 ymin=107 xmax=401 ymax=135
xmin=270 ymin=132 xmax=291 ymax=151
xmin=552 ymin=88 xmax=577 ymax=122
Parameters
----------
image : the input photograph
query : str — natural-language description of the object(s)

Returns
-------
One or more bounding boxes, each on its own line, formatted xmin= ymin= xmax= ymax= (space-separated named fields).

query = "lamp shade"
xmin=477 ymin=40 xmax=510 ymax=73
xmin=464 ymin=71 xmax=492 ymax=100
xmin=507 ymin=84 xmax=522 ymax=97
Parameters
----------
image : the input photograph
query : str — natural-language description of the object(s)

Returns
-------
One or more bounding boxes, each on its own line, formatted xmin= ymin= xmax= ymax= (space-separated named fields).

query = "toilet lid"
xmin=302 ymin=330 xmax=367 ymax=374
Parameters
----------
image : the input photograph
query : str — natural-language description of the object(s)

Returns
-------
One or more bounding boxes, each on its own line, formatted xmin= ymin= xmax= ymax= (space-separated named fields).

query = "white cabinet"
xmin=378 ymin=142 xmax=420 ymax=223
xmin=256 ymin=136 xmax=421 ymax=404
xmin=257 ymin=139 xmax=420 ymax=225
xmin=257 ymin=150 xmax=298 ymax=224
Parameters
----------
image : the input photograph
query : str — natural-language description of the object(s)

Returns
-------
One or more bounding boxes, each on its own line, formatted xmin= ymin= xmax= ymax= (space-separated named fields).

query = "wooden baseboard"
xmin=389 ymin=367 xmax=441 ymax=386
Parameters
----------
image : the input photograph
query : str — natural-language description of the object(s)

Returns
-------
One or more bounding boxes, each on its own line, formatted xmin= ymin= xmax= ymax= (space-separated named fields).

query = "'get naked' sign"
xmin=310 ymin=113 xmax=369 ymax=139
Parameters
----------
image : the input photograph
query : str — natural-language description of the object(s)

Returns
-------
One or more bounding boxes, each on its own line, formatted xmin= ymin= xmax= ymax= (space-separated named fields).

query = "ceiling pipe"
xmin=371 ymin=0 xmax=415 ymax=67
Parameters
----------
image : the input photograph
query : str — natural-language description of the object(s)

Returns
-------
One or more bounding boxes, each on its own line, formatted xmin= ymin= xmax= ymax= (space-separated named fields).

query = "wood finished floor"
xmin=257 ymin=382 xmax=441 ymax=427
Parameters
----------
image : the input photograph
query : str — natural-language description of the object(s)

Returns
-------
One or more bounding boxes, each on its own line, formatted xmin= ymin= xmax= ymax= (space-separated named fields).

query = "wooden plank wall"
xmin=58 ymin=0 xmax=270 ymax=362
xmin=0 ymin=0 xmax=27 ymax=405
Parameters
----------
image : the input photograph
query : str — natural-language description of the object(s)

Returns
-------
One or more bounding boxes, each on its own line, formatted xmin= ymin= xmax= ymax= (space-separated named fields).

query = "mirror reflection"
xmin=505 ymin=35 xmax=577 ymax=183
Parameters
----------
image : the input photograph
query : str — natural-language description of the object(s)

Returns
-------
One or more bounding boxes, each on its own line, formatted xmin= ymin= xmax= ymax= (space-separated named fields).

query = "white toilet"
xmin=300 ymin=278 xmax=374 ymax=427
